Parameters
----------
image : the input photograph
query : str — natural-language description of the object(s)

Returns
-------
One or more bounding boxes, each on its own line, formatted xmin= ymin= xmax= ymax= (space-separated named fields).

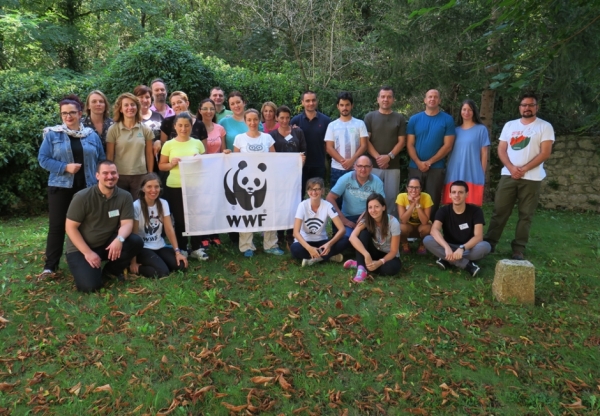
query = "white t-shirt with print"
xmin=294 ymin=199 xmax=339 ymax=242
xmin=133 ymin=198 xmax=171 ymax=250
xmin=233 ymin=132 xmax=275 ymax=153
xmin=324 ymin=117 xmax=368 ymax=170
xmin=499 ymin=118 xmax=555 ymax=181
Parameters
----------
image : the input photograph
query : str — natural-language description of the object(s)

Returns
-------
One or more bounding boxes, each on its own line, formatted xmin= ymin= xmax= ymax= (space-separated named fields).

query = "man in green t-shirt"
xmin=65 ymin=160 xmax=143 ymax=292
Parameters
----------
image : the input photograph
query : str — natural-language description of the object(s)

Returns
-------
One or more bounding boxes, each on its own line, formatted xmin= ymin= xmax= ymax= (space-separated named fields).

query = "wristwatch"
xmin=388 ymin=152 xmax=395 ymax=159
xmin=117 ymin=235 xmax=125 ymax=243
xmin=459 ymin=245 xmax=465 ymax=250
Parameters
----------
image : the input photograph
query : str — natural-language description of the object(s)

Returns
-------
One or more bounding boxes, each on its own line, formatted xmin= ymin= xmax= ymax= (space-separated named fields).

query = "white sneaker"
xmin=190 ymin=248 xmax=208 ymax=261
xmin=329 ymin=254 xmax=343 ymax=263
xmin=302 ymin=257 xmax=323 ymax=267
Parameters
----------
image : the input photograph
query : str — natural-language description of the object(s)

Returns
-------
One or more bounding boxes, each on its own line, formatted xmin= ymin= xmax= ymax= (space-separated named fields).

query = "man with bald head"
xmin=406 ymin=89 xmax=455 ymax=218
xmin=326 ymin=155 xmax=385 ymax=237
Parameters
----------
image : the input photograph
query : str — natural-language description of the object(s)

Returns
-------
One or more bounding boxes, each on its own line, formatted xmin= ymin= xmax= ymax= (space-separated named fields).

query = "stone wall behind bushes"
xmin=539 ymin=136 xmax=600 ymax=211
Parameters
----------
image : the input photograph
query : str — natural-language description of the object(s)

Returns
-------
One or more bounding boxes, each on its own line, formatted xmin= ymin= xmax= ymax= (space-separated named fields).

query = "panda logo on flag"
xmin=224 ymin=160 xmax=268 ymax=211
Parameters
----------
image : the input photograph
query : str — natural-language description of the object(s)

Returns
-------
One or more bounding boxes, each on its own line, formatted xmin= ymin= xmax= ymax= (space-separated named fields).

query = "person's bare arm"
xmin=106 ymin=142 xmax=115 ymax=162
xmin=497 ymin=141 xmax=521 ymax=178
xmin=66 ymin=219 xmax=101 ymax=268
xmin=145 ymin=140 xmax=154 ymax=173
xmin=425 ymin=134 xmax=455 ymax=166
xmin=105 ymin=219 xmax=134 ymax=261
xmin=163 ymin=214 xmax=188 ymax=268
xmin=406 ymin=134 xmax=428 ymax=172
xmin=326 ymin=141 xmax=346 ymax=168
xmin=343 ymin=136 xmax=368 ymax=170
xmin=481 ymin=146 xmax=489 ymax=173
xmin=519 ymin=140 xmax=553 ymax=173
xmin=326 ymin=192 xmax=353 ymax=229
xmin=430 ymin=219 xmax=453 ymax=260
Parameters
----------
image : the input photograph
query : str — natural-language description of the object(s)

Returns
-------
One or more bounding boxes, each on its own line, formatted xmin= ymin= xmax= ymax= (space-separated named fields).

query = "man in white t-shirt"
xmin=485 ymin=93 xmax=555 ymax=260
xmin=325 ymin=91 xmax=368 ymax=190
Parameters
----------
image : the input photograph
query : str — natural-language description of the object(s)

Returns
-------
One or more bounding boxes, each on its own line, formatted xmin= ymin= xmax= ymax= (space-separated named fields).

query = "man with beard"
xmin=65 ymin=160 xmax=143 ymax=292
xmin=210 ymin=87 xmax=233 ymax=122
xmin=423 ymin=180 xmax=491 ymax=277
xmin=484 ymin=93 xmax=555 ymax=260
xmin=325 ymin=91 xmax=368 ymax=190
xmin=150 ymin=78 xmax=175 ymax=118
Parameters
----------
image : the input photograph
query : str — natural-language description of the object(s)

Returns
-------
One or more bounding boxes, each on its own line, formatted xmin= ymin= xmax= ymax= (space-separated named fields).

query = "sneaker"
xmin=265 ymin=247 xmax=285 ymax=255
xmin=417 ymin=245 xmax=427 ymax=255
xmin=512 ymin=251 xmax=524 ymax=260
xmin=244 ymin=249 xmax=254 ymax=257
xmin=329 ymin=254 xmax=343 ymax=263
xmin=39 ymin=269 xmax=54 ymax=279
xmin=302 ymin=257 xmax=323 ymax=267
xmin=465 ymin=261 xmax=480 ymax=277
xmin=436 ymin=258 xmax=450 ymax=270
xmin=190 ymin=248 xmax=209 ymax=261
xmin=401 ymin=243 xmax=411 ymax=254
xmin=343 ymin=259 xmax=357 ymax=269
xmin=353 ymin=267 xmax=367 ymax=283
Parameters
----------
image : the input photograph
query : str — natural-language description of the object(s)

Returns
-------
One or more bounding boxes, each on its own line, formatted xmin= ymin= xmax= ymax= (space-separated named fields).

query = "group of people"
xmin=38 ymin=80 xmax=555 ymax=291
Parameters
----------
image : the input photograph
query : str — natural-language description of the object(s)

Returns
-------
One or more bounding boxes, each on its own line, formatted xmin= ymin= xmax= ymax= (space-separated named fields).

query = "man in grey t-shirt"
xmin=365 ymin=86 xmax=406 ymax=218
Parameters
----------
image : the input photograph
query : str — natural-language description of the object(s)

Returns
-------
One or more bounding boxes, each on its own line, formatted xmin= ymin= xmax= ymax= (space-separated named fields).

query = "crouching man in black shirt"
xmin=423 ymin=180 xmax=491 ymax=277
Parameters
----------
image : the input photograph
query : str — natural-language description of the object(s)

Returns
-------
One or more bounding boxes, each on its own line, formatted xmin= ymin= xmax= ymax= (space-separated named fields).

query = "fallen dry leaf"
xmin=251 ymin=376 xmax=275 ymax=384
xmin=0 ymin=382 xmax=17 ymax=392
xmin=68 ymin=382 xmax=81 ymax=396
xmin=93 ymin=384 xmax=112 ymax=393
xmin=221 ymin=402 xmax=247 ymax=412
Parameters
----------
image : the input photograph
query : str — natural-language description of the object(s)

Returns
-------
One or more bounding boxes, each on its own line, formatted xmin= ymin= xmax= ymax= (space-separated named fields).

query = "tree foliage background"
xmin=0 ymin=0 xmax=599 ymax=214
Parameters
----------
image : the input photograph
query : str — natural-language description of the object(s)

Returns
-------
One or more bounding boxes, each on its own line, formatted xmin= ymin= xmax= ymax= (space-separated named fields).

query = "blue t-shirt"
xmin=219 ymin=117 xmax=263 ymax=151
xmin=407 ymin=111 xmax=455 ymax=169
xmin=330 ymin=172 xmax=385 ymax=216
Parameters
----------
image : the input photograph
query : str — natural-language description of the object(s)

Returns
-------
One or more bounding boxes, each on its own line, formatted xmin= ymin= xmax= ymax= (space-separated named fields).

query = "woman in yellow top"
xmin=158 ymin=112 xmax=207 ymax=261
xmin=396 ymin=177 xmax=433 ymax=255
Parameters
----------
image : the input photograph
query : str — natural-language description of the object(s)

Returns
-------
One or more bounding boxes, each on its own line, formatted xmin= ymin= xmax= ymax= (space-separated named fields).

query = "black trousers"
xmin=45 ymin=186 xmax=84 ymax=271
xmin=136 ymin=247 xmax=186 ymax=278
xmin=66 ymin=233 xmax=143 ymax=293
xmin=355 ymin=229 xmax=402 ymax=276
xmin=164 ymin=186 xmax=202 ymax=252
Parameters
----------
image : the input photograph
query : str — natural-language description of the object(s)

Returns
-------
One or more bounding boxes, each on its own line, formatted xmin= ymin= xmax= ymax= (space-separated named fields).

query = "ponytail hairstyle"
xmin=364 ymin=193 xmax=389 ymax=242
xmin=137 ymin=173 xmax=165 ymax=228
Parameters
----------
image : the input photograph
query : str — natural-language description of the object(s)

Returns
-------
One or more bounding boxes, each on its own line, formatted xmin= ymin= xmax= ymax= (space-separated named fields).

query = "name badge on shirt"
xmin=108 ymin=209 xmax=120 ymax=218
xmin=459 ymin=223 xmax=469 ymax=230
xmin=284 ymin=134 xmax=293 ymax=141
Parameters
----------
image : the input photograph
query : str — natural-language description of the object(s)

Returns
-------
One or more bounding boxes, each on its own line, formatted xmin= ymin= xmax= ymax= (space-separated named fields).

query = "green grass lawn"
xmin=1 ymin=206 xmax=599 ymax=415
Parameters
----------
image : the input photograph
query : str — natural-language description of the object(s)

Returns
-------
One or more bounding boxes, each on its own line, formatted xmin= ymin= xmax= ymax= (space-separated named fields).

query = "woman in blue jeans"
xmin=38 ymin=94 xmax=105 ymax=278
xmin=130 ymin=173 xmax=188 ymax=277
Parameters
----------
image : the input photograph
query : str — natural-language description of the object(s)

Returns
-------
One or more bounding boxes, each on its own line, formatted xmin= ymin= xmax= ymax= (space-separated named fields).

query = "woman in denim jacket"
xmin=38 ymin=94 xmax=105 ymax=278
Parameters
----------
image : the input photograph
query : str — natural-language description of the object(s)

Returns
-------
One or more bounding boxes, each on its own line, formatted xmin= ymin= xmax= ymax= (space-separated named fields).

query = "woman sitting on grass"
xmin=396 ymin=177 xmax=432 ymax=255
xmin=345 ymin=193 xmax=401 ymax=282
xmin=290 ymin=177 xmax=347 ymax=267
xmin=130 ymin=173 xmax=188 ymax=277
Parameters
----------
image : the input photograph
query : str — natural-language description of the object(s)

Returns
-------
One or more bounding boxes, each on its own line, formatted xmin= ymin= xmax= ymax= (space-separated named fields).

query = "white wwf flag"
xmin=179 ymin=153 xmax=302 ymax=235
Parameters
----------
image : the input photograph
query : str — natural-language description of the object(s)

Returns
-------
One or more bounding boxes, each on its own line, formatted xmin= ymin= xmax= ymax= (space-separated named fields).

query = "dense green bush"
xmin=0 ymin=70 xmax=97 ymax=216
xmin=102 ymin=37 xmax=216 ymax=109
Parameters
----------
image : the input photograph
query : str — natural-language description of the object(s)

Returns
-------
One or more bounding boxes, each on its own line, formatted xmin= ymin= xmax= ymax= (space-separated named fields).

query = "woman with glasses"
xmin=195 ymin=98 xmax=229 ymax=154
xmin=442 ymin=99 xmax=490 ymax=206
xmin=396 ymin=177 xmax=432 ymax=255
xmin=290 ymin=178 xmax=347 ymax=267
xmin=38 ymin=94 xmax=105 ymax=278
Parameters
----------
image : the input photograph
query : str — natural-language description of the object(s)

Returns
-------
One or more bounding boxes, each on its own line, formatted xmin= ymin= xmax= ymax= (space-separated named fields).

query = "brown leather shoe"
xmin=512 ymin=251 xmax=524 ymax=260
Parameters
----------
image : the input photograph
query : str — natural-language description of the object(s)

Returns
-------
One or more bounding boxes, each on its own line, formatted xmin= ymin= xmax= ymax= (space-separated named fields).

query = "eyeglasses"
xmin=407 ymin=186 xmax=421 ymax=190
xmin=308 ymin=188 xmax=322 ymax=192
xmin=60 ymin=111 xmax=78 ymax=117
xmin=200 ymin=107 xmax=215 ymax=112
xmin=519 ymin=103 xmax=537 ymax=108
xmin=355 ymin=165 xmax=372 ymax=169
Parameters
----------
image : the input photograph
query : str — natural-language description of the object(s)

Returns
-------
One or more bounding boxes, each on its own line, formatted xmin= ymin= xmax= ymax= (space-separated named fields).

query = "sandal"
xmin=417 ymin=244 xmax=427 ymax=255
xmin=401 ymin=243 xmax=411 ymax=254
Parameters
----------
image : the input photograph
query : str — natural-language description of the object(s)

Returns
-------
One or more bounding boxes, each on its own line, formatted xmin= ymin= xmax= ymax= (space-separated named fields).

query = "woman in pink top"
xmin=196 ymin=98 xmax=228 ymax=154
xmin=261 ymin=101 xmax=279 ymax=133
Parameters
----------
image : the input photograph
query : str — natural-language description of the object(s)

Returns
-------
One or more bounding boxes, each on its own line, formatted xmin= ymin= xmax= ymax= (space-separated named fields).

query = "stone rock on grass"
xmin=492 ymin=259 xmax=535 ymax=305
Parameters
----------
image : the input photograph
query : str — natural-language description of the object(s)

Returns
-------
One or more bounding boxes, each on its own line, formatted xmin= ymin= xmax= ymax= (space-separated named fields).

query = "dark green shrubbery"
xmin=0 ymin=70 xmax=97 ymax=216
xmin=101 ymin=37 xmax=216 ymax=109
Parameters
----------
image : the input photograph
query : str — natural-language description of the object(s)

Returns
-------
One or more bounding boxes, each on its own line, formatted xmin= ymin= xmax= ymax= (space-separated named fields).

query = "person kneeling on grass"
xmin=396 ymin=177 xmax=432 ymax=255
xmin=129 ymin=173 xmax=188 ymax=278
xmin=423 ymin=180 xmax=491 ymax=277
xmin=290 ymin=177 xmax=348 ymax=266
xmin=345 ymin=193 xmax=402 ymax=282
